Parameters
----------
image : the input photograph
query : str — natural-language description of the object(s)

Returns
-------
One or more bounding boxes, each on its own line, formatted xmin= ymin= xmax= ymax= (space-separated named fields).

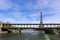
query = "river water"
xmin=0 ymin=30 xmax=60 ymax=40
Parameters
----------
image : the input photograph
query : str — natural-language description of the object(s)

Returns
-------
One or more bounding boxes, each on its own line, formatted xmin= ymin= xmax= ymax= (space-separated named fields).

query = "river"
xmin=0 ymin=30 xmax=60 ymax=40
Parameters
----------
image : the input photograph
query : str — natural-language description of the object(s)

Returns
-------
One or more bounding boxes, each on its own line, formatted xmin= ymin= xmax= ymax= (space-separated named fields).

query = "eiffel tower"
xmin=39 ymin=12 xmax=44 ymax=28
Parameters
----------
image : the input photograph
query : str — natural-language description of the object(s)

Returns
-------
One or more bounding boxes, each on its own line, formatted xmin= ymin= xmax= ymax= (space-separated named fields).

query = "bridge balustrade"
xmin=43 ymin=24 xmax=60 ymax=28
xmin=2 ymin=24 xmax=60 ymax=29
xmin=3 ymin=24 xmax=40 ymax=28
xmin=57 ymin=25 xmax=60 ymax=27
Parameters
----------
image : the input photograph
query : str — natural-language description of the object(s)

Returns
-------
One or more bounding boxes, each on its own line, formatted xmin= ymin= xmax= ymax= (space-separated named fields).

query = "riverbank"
xmin=0 ymin=31 xmax=8 ymax=33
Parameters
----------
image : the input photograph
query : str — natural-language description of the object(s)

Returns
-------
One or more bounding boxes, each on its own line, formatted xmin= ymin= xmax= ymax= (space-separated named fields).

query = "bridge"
xmin=0 ymin=12 xmax=60 ymax=34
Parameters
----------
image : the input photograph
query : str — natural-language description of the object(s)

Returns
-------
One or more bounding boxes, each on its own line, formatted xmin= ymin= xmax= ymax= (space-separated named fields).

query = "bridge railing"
xmin=2 ymin=24 xmax=60 ymax=28
xmin=3 ymin=24 xmax=39 ymax=28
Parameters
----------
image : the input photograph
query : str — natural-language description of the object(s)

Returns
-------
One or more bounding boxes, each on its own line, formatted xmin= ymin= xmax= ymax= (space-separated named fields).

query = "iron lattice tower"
xmin=39 ymin=12 xmax=44 ymax=28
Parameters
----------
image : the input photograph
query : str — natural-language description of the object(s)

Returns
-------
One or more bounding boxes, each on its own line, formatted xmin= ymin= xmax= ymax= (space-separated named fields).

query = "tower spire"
xmin=39 ymin=11 xmax=44 ymax=28
xmin=40 ymin=11 xmax=43 ymax=24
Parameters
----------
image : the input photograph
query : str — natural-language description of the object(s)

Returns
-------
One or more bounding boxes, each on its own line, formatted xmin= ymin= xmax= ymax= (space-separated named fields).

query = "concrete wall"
xmin=0 ymin=23 xmax=3 ymax=33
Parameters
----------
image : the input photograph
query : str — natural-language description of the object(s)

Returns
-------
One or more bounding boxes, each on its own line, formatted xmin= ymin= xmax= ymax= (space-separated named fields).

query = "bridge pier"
xmin=44 ymin=28 xmax=60 ymax=34
xmin=7 ymin=29 xmax=21 ymax=33
xmin=45 ymin=29 xmax=55 ymax=34
xmin=52 ymin=29 xmax=57 ymax=34
xmin=0 ymin=28 xmax=1 ymax=31
xmin=0 ymin=23 xmax=3 ymax=33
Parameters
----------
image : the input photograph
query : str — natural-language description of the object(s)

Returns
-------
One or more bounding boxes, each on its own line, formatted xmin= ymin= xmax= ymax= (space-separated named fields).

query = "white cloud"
xmin=0 ymin=0 xmax=60 ymax=23
xmin=44 ymin=13 xmax=60 ymax=23
xmin=0 ymin=0 xmax=20 ymax=10
xmin=28 ymin=0 xmax=60 ymax=23
xmin=43 ymin=0 xmax=60 ymax=23
xmin=0 ymin=0 xmax=12 ymax=9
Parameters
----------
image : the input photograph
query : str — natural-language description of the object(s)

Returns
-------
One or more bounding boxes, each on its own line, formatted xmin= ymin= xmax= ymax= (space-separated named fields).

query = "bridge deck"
xmin=1 ymin=23 xmax=60 ymax=29
xmin=2 ymin=27 xmax=60 ymax=29
xmin=2 ymin=23 xmax=60 ymax=25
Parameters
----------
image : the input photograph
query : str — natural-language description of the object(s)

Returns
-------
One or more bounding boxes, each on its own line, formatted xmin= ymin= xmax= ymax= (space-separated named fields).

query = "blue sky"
xmin=0 ymin=0 xmax=60 ymax=23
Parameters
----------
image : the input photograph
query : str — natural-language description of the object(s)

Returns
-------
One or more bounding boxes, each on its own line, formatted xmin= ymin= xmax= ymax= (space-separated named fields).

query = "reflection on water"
xmin=44 ymin=34 xmax=50 ymax=40
xmin=0 ymin=30 xmax=60 ymax=40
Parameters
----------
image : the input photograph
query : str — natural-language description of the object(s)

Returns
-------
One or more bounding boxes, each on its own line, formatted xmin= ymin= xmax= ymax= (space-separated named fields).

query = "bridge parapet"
xmin=2 ymin=23 xmax=60 ymax=29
